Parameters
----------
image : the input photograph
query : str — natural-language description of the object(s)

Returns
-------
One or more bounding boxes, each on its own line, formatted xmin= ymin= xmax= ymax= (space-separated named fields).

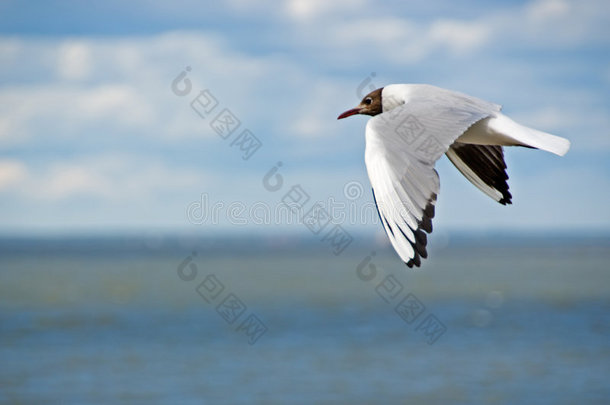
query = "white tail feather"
xmin=458 ymin=113 xmax=571 ymax=156
xmin=487 ymin=114 xmax=571 ymax=156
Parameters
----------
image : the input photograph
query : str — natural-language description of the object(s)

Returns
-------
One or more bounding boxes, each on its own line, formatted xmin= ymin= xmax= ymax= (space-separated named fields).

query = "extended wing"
xmin=364 ymin=93 xmax=499 ymax=267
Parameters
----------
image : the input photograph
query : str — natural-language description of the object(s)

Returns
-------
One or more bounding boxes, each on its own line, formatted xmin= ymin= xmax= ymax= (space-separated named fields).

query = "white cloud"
xmin=7 ymin=154 xmax=208 ymax=202
xmin=526 ymin=0 xmax=570 ymax=21
xmin=428 ymin=19 xmax=491 ymax=54
xmin=0 ymin=115 xmax=10 ymax=140
xmin=42 ymin=163 xmax=112 ymax=199
xmin=227 ymin=0 xmax=371 ymax=22
xmin=0 ymin=159 xmax=27 ymax=191
xmin=223 ymin=0 xmax=608 ymax=65
xmin=287 ymin=15 xmax=495 ymax=66
xmin=495 ymin=0 xmax=610 ymax=47
xmin=0 ymin=38 xmax=20 ymax=63
xmin=329 ymin=17 xmax=414 ymax=44
xmin=57 ymin=41 xmax=92 ymax=81
xmin=284 ymin=0 xmax=367 ymax=21
xmin=78 ymin=84 xmax=153 ymax=124
xmin=0 ymin=84 xmax=157 ymax=144
xmin=0 ymin=32 xmax=311 ymax=147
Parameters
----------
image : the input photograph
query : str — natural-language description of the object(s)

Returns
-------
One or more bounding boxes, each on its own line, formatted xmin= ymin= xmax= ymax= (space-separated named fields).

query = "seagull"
xmin=337 ymin=84 xmax=570 ymax=268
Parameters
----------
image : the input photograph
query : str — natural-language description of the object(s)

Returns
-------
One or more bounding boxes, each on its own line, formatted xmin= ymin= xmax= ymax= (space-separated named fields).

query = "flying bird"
xmin=337 ymin=84 xmax=570 ymax=268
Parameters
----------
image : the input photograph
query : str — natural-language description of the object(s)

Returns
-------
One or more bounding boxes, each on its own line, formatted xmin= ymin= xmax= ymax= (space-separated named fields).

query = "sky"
xmin=0 ymin=0 xmax=609 ymax=236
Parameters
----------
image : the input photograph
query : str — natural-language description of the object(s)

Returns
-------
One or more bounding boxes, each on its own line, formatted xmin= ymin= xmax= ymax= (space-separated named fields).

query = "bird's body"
xmin=338 ymin=84 xmax=570 ymax=268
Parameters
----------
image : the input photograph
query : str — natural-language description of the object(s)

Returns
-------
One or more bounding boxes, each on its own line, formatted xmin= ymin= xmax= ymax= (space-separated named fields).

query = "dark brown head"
xmin=337 ymin=87 xmax=384 ymax=119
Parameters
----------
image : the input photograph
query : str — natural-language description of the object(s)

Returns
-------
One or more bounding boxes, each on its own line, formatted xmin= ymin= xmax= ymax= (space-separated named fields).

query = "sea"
xmin=1 ymin=233 xmax=609 ymax=404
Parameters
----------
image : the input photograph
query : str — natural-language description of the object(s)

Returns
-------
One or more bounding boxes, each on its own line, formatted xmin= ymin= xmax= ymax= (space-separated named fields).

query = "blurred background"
xmin=1 ymin=0 xmax=609 ymax=403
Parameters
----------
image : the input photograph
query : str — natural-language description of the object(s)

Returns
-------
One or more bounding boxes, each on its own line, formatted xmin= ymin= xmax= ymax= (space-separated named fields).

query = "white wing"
xmin=365 ymin=92 xmax=500 ymax=267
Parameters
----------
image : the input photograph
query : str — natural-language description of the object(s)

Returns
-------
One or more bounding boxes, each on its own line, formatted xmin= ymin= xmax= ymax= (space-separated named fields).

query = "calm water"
xmin=1 ymin=234 xmax=609 ymax=404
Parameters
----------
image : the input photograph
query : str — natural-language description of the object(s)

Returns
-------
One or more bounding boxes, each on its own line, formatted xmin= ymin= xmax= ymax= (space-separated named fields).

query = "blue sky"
xmin=1 ymin=0 xmax=609 ymax=235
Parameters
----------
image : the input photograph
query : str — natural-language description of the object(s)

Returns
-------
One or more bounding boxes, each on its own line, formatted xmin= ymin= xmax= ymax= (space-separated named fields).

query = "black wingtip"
xmin=373 ymin=187 xmax=434 ymax=269
xmin=498 ymin=190 xmax=513 ymax=205
xmin=406 ymin=252 xmax=421 ymax=268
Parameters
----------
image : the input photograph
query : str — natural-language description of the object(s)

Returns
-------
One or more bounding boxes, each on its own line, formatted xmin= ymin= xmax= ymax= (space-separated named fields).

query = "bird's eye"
xmin=364 ymin=97 xmax=372 ymax=105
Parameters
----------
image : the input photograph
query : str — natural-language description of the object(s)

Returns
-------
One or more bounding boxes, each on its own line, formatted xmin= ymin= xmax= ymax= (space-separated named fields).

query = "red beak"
xmin=337 ymin=107 xmax=362 ymax=120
